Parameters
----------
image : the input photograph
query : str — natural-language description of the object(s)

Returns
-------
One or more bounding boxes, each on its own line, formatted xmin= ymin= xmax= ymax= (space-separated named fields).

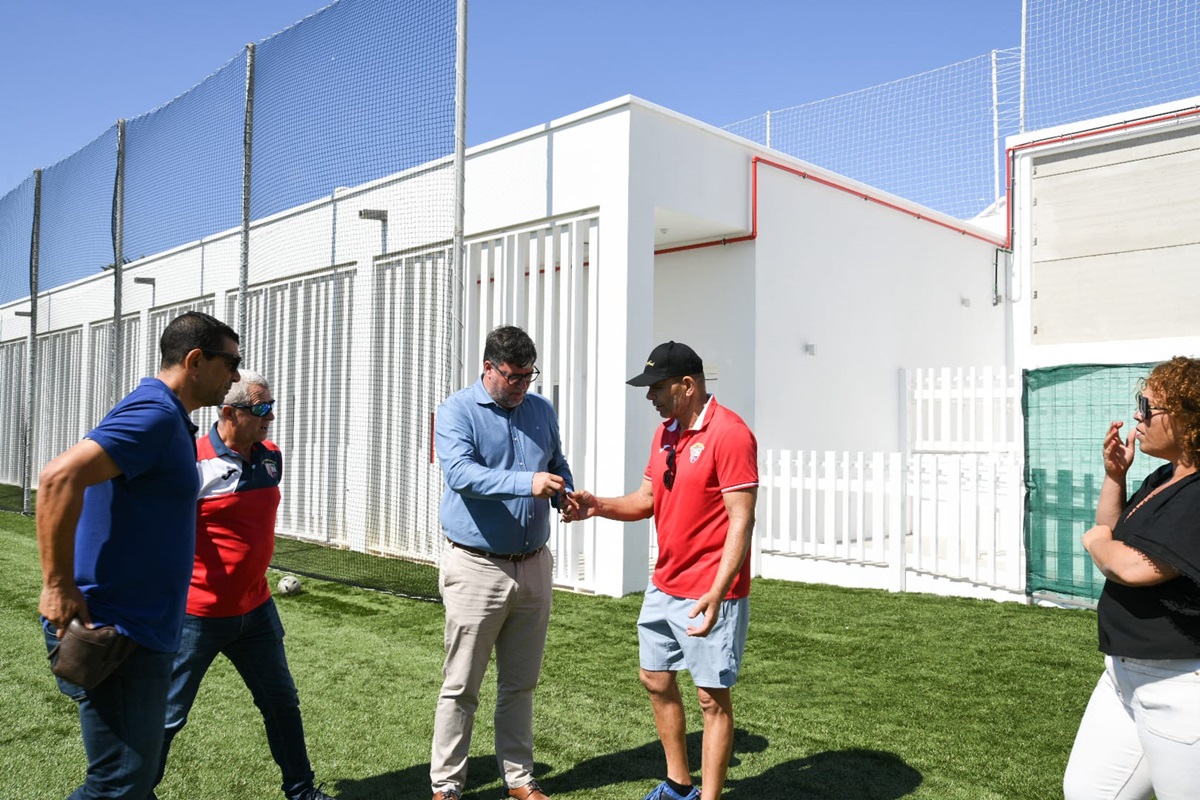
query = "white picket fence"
xmin=753 ymin=366 xmax=1025 ymax=601
xmin=756 ymin=449 xmax=1025 ymax=601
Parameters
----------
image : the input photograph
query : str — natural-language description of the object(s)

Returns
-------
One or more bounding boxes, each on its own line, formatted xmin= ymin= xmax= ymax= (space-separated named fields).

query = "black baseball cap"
xmin=626 ymin=341 xmax=704 ymax=386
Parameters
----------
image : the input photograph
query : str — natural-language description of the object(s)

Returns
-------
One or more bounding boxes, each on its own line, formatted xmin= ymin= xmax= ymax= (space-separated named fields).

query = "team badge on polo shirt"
xmin=690 ymin=442 xmax=705 ymax=463
xmin=264 ymin=459 xmax=280 ymax=480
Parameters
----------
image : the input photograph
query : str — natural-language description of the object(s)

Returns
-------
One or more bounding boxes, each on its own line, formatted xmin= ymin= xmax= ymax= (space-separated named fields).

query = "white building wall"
xmin=618 ymin=100 xmax=1008 ymax=455
xmin=754 ymin=166 xmax=1008 ymax=452
xmin=1 ymin=95 xmax=1017 ymax=596
xmin=1009 ymin=95 xmax=1200 ymax=369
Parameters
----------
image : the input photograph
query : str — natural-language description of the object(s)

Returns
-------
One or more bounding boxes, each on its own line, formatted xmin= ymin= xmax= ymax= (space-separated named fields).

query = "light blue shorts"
xmin=637 ymin=583 xmax=749 ymax=689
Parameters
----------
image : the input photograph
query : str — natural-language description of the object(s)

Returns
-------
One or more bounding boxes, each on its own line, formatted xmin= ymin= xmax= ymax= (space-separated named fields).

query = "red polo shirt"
xmin=644 ymin=397 xmax=758 ymax=599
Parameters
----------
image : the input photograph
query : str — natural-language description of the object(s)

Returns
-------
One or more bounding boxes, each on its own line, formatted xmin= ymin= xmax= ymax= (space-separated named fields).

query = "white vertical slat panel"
xmin=525 ymin=230 xmax=541 ymax=360
xmin=804 ymin=450 xmax=818 ymax=554
xmin=870 ymin=452 xmax=885 ymax=562
xmin=962 ymin=455 xmax=979 ymax=582
xmin=889 ymin=452 xmax=906 ymax=591
xmin=818 ymin=451 xmax=834 ymax=558
xmin=541 ymin=229 xmax=557 ymax=392
xmin=853 ymin=451 xmax=866 ymax=560
xmin=982 ymin=454 xmax=999 ymax=586
xmin=506 ymin=233 xmax=522 ymax=325
xmin=463 ymin=241 xmax=482 ymax=385
xmin=777 ymin=450 xmax=793 ymax=554
xmin=581 ymin=220 xmax=600 ymax=588
xmin=487 ymin=239 xmax=503 ymax=333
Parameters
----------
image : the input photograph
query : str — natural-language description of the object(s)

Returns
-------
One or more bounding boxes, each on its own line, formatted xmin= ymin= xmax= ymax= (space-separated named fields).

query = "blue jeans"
xmin=43 ymin=625 xmax=173 ymax=799
xmin=152 ymin=598 xmax=315 ymax=799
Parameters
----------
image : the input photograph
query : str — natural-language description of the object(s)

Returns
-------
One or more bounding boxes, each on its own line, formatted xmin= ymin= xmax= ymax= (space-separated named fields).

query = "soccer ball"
xmin=277 ymin=575 xmax=302 ymax=596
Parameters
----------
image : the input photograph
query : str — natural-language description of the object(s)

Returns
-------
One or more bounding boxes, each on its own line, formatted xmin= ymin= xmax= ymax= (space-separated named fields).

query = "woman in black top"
xmin=1063 ymin=357 xmax=1200 ymax=800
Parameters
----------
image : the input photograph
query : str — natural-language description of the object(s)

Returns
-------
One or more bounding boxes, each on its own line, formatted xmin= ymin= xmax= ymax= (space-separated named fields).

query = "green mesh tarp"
xmin=1024 ymin=363 xmax=1164 ymax=603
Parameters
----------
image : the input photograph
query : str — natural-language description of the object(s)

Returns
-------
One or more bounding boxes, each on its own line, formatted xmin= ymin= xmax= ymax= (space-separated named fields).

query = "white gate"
xmin=757 ymin=367 xmax=1026 ymax=601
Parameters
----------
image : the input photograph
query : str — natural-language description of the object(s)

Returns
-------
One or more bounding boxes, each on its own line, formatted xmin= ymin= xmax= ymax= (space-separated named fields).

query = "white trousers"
xmin=1064 ymin=654 xmax=1200 ymax=800
xmin=430 ymin=545 xmax=553 ymax=794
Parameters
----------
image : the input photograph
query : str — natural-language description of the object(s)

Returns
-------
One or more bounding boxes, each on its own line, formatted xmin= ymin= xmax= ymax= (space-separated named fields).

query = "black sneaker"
xmin=297 ymin=784 xmax=336 ymax=800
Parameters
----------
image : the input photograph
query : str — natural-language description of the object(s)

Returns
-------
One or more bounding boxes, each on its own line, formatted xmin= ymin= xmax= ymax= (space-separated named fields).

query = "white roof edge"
xmin=1008 ymin=94 xmax=1200 ymax=149
xmin=467 ymin=94 xmax=1000 ymax=244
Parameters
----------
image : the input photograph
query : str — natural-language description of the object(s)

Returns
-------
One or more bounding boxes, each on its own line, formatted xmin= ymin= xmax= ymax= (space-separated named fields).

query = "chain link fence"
xmin=726 ymin=0 xmax=1200 ymax=222
xmin=0 ymin=0 xmax=459 ymax=600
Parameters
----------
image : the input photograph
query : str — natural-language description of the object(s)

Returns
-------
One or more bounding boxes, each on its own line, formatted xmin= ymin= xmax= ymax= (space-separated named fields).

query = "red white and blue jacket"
xmin=188 ymin=424 xmax=283 ymax=617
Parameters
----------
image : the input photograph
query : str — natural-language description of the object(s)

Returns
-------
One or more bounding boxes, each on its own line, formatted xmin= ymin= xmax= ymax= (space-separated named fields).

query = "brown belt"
xmin=448 ymin=539 xmax=545 ymax=563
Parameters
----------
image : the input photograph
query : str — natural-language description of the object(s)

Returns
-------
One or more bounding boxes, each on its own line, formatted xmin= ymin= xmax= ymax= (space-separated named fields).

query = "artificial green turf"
xmin=272 ymin=534 xmax=441 ymax=601
xmin=1 ymin=511 xmax=1099 ymax=798
xmin=0 ymin=480 xmax=33 ymax=514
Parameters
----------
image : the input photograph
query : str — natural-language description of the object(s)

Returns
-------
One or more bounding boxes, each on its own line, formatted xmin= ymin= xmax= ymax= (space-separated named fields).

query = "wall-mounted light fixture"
xmin=133 ymin=277 xmax=156 ymax=286
xmin=359 ymin=209 xmax=388 ymax=222
xmin=14 ymin=310 xmax=31 ymax=317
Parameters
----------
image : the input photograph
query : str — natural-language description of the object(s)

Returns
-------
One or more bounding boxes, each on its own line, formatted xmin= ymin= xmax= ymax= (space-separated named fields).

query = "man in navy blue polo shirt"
xmin=38 ymin=310 xmax=240 ymax=799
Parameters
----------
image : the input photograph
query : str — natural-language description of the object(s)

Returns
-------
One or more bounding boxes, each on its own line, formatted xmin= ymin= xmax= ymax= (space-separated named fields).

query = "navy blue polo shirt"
xmin=73 ymin=378 xmax=200 ymax=652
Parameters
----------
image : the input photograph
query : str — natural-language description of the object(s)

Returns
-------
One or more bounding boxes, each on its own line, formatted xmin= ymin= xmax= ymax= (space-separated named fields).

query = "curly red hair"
xmin=1144 ymin=356 xmax=1200 ymax=464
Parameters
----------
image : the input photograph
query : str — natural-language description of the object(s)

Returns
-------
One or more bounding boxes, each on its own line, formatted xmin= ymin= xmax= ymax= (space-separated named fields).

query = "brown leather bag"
xmin=48 ymin=618 xmax=139 ymax=689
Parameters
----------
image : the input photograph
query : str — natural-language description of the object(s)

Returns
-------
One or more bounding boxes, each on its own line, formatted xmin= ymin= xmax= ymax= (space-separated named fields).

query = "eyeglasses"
xmin=494 ymin=365 xmax=540 ymax=386
xmin=202 ymin=348 xmax=242 ymax=372
xmin=662 ymin=444 xmax=677 ymax=490
xmin=224 ymin=401 xmax=275 ymax=417
xmin=1137 ymin=393 xmax=1168 ymax=421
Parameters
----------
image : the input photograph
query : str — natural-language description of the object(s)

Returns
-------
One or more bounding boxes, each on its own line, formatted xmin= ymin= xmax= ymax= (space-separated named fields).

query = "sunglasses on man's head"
xmin=224 ymin=401 xmax=275 ymax=417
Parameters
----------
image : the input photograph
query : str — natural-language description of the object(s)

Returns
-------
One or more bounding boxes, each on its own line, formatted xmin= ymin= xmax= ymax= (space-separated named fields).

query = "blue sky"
xmin=0 ymin=0 xmax=1022 ymax=192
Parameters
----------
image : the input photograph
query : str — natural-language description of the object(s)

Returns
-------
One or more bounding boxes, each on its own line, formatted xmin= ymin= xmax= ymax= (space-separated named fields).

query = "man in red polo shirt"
xmin=565 ymin=341 xmax=758 ymax=800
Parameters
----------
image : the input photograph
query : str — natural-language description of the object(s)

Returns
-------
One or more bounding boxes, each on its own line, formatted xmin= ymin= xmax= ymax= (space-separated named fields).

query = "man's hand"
xmin=40 ymin=582 xmax=91 ymax=638
xmin=562 ymin=490 xmax=596 ymax=522
xmin=532 ymin=472 xmax=566 ymax=499
xmin=686 ymin=590 xmax=722 ymax=637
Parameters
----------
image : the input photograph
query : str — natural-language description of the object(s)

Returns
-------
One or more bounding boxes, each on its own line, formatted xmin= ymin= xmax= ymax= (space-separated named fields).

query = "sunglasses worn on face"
xmin=662 ymin=444 xmax=677 ymax=490
xmin=495 ymin=365 xmax=540 ymax=386
xmin=225 ymin=401 xmax=275 ymax=417
xmin=202 ymin=348 xmax=242 ymax=372
xmin=1137 ymin=393 xmax=1167 ymax=421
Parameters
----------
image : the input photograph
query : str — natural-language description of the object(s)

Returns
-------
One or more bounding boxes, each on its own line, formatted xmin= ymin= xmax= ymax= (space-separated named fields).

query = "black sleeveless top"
xmin=1097 ymin=464 xmax=1200 ymax=658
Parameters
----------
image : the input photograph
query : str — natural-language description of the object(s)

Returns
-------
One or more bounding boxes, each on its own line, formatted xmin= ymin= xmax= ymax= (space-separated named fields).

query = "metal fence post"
xmin=451 ymin=0 xmax=468 ymax=393
xmin=23 ymin=170 xmax=42 ymax=514
xmin=240 ymin=43 xmax=256 ymax=344
xmin=113 ymin=119 xmax=126 ymax=408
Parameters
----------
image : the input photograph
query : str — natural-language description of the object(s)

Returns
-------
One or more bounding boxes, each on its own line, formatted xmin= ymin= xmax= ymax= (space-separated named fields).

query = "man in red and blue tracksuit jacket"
xmin=150 ymin=370 xmax=334 ymax=800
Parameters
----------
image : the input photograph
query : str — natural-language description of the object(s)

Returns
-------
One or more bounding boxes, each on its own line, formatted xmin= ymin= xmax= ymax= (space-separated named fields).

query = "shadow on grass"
xmin=546 ymin=728 xmax=767 ymax=794
xmin=331 ymin=753 xmax=513 ymax=800
xmin=330 ymin=730 xmax=918 ymax=799
xmin=725 ymin=748 xmax=922 ymax=798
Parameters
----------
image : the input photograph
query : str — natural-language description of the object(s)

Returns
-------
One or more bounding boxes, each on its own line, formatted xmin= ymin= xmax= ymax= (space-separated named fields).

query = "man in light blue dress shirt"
xmin=430 ymin=325 xmax=573 ymax=800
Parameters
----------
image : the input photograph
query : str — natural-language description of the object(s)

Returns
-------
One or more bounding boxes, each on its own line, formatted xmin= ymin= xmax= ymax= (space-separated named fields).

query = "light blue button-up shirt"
xmin=435 ymin=378 xmax=574 ymax=554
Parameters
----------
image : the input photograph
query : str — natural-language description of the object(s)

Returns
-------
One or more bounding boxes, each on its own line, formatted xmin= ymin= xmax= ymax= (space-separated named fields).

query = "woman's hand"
xmin=1103 ymin=421 xmax=1135 ymax=481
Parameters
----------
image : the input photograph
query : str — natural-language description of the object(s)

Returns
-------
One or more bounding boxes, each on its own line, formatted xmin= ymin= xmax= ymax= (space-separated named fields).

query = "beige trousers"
xmin=430 ymin=544 xmax=553 ymax=794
